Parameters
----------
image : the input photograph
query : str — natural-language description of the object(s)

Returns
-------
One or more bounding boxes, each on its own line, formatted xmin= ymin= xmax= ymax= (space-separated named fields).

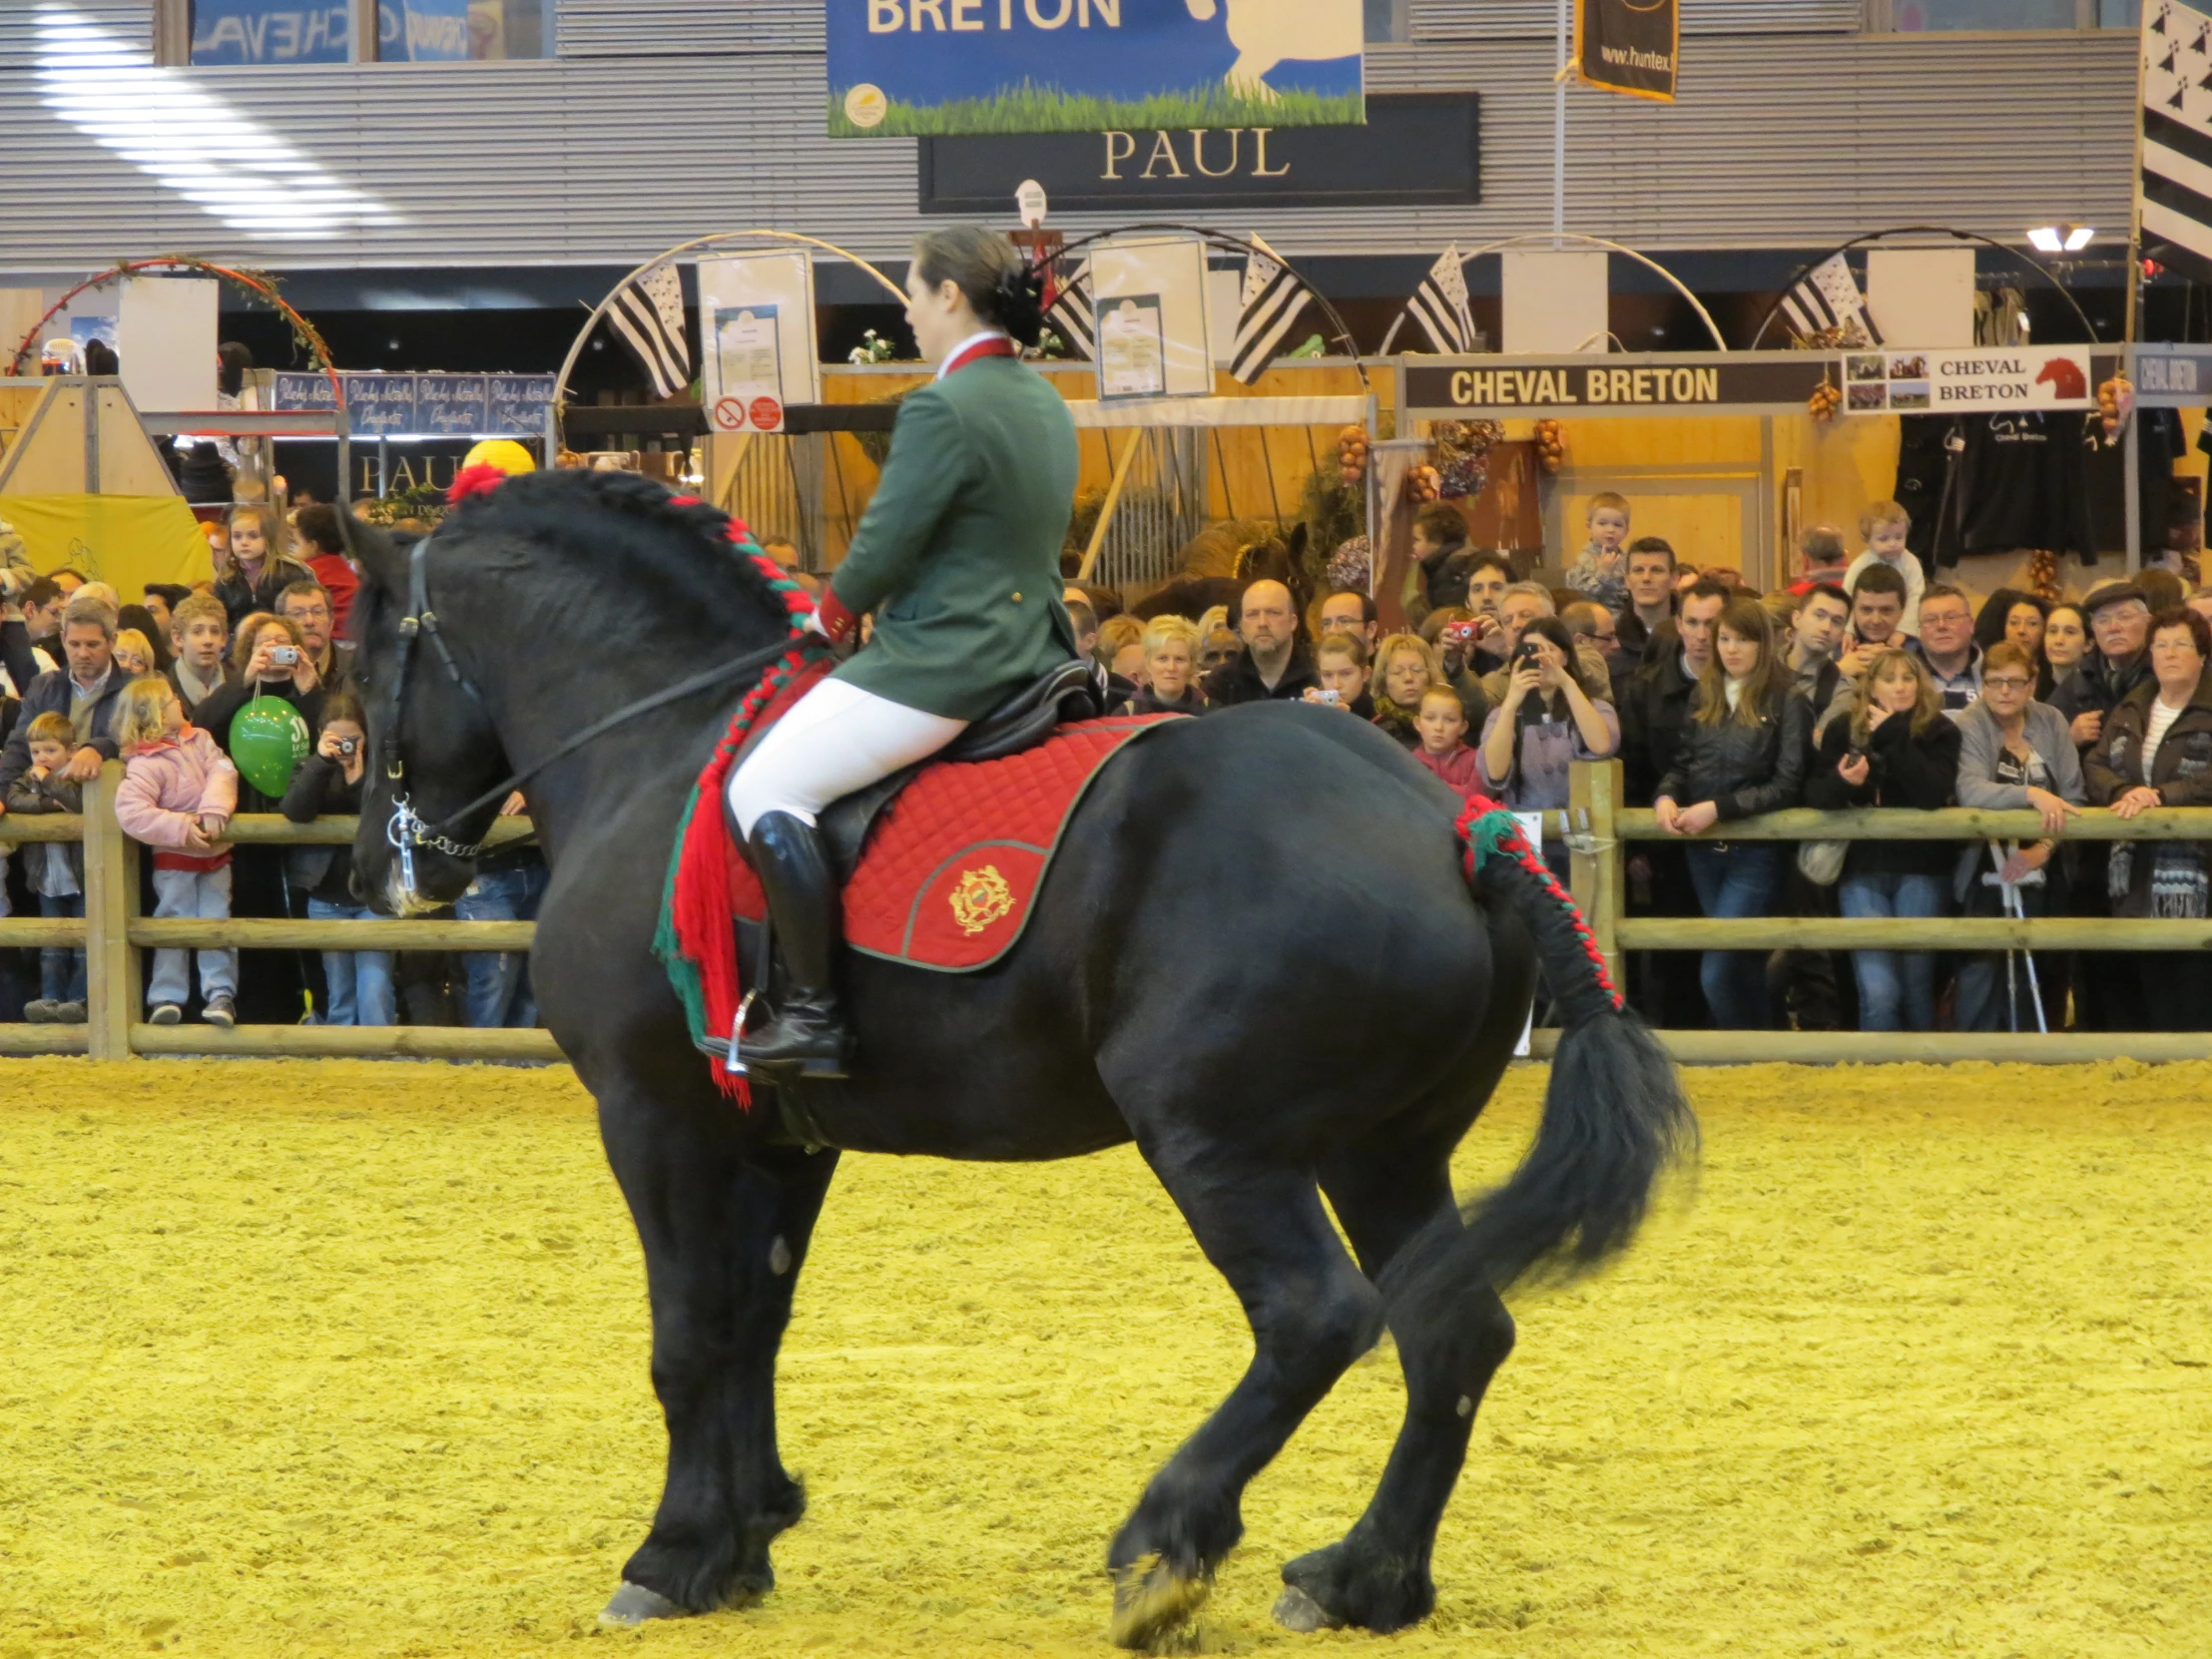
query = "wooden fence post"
xmin=82 ymin=759 xmax=139 ymax=1061
xmin=1569 ymin=759 xmax=1624 ymax=989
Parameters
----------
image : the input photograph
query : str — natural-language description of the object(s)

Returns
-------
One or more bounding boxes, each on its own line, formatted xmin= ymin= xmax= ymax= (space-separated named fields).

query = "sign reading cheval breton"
xmin=2132 ymin=344 xmax=2212 ymax=405
xmin=1840 ymin=348 xmax=2117 ymax=415
xmin=1575 ymin=0 xmax=1677 ymax=102
xmin=828 ymin=0 xmax=1364 ymax=137
xmin=917 ymin=93 xmax=1476 ymax=212
xmin=1402 ymin=355 xmax=1834 ymax=418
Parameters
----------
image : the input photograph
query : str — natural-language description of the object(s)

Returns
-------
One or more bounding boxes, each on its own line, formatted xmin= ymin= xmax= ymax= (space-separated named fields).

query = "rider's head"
xmin=906 ymin=226 xmax=1043 ymax=363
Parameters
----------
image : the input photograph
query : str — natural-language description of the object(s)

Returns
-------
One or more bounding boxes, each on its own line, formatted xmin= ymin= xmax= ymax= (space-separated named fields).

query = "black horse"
xmin=340 ymin=469 xmax=1692 ymax=1650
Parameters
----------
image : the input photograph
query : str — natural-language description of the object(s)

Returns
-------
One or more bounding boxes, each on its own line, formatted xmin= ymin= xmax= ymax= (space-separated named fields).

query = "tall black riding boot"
xmin=739 ymin=811 xmax=852 ymax=1080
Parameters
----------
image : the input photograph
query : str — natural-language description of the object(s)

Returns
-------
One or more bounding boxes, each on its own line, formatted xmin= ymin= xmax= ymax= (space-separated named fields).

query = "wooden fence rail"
xmin=9 ymin=759 xmax=2212 ymax=1067
xmin=1564 ymin=757 xmax=2212 ymax=1063
xmin=0 ymin=763 xmax=545 ymax=1060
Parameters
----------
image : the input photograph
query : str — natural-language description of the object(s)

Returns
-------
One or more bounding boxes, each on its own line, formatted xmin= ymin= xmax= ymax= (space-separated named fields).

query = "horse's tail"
xmin=1394 ymin=805 xmax=1696 ymax=1318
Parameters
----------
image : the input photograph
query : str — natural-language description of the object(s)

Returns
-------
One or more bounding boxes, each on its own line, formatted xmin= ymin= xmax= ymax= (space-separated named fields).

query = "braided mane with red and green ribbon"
xmin=1454 ymin=794 xmax=1622 ymax=1012
xmin=649 ymin=498 xmax=826 ymax=1102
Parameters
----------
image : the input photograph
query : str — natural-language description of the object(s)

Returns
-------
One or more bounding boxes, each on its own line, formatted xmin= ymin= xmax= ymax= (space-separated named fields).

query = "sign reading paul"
xmin=828 ymin=0 xmax=1365 ymax=137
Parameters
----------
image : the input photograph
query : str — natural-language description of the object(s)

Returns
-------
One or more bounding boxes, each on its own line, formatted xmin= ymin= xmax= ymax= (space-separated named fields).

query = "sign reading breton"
xmin=917 ymin=93 xmax=1477 ymax=212
xmin=1401 ymin=354 xmax=1832 ymax=417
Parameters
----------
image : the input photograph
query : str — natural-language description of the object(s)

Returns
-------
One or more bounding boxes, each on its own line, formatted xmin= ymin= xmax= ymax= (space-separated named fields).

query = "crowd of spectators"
xmin=9 ymin=475 xmax=2209 ymax=1039
xmin=0 ymin=502 xmax=543 ymax=1032
xmin=1069 ymin=492 xmax=2212 ymax=1035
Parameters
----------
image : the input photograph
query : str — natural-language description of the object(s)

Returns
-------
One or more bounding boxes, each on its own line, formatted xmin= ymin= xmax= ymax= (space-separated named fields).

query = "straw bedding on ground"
xmin=1 ymin=1058 xmax=2206 ymax=1658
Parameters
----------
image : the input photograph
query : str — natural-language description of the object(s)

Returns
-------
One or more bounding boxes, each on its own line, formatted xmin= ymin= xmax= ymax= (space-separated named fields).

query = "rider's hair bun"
xmin=989 ymin=265 xmax=1046 ymax=349
xmin=912 ymin=226 xmax=1043 ymax=349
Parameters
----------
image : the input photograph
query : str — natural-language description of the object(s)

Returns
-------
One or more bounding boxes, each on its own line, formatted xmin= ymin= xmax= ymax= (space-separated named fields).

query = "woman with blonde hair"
xmin=1118 ymin=614 xmax=1206 ymax=716
xmin=1806 ymin=647 xmax=1960 ymax=1031
xmin=1653 ymin=595 xmax=1811 ymax=1027
xmin=111 ymin=627 xmax=157 ymax=680
xmin=1371 ymin=632 xmax=1441 ymax=749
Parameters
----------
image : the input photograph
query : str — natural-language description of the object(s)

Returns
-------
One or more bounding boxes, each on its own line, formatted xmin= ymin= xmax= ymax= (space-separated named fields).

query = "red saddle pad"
xmin=726 ymin=715 xmax=1173 ymax=970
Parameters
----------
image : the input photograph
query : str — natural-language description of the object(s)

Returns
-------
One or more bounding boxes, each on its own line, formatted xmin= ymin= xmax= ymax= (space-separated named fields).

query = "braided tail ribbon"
xmin=1454 ymin=794 xmax=1624 ymax=1017
xmin=652 ymin=504 xmax=827 ymax=1106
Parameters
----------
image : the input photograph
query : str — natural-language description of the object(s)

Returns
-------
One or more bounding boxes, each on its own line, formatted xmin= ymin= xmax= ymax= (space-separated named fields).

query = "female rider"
xmin=723 ymin=227 xmax=1078 ymax=1079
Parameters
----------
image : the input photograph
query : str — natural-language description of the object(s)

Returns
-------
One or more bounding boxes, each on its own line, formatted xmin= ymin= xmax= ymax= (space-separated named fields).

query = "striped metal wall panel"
xmin=558 ymin=0 xmax=822 ymax=56
xmin=1412 ymin=0 xmax=1863 ymax=40
xmin=0 ymin=0 xmax=153 ymax=71
xmin=552 ymin=0 xmax=1866 ymax=58
xmin=0 ymin=31 xmax=2134 ymax=272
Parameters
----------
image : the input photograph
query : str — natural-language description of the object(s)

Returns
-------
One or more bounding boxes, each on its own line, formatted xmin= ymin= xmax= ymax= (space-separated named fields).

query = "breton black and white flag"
xmin=1044 ymin=259 xmax=1094 ymax=360
xmin=2140 ymin=0 xmax=2212 ymax=283
xmin=1403 ymin=246 xmax=1475 ymax=354
xmin=1229 ymin=241 xmax=1313 ymax=385
xmin=609 ymin=263 xmax=691 ymax=399
xmin=1778 ymin=252 xmax=1881 ymax=346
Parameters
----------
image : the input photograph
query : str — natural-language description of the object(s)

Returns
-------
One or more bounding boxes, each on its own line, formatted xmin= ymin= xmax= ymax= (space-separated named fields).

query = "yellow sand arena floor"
xmin=1 ymin=1058 xmax=2206 ymax=1658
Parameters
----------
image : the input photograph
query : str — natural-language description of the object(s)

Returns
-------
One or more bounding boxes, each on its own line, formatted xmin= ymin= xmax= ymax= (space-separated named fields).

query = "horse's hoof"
xmin=1109 ymin=1552 xmax=1210 ymax=1653
xmin=1271 ymin=1584 xmax=1344 ymax=1634
xmin=598 ymin=1581 xmax=690 ymax=1628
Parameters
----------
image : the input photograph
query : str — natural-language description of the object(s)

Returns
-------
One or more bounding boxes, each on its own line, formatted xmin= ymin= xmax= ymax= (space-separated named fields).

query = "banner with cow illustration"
xmin=1574 ymin=0 xmax=1677 ymax=103
xmin=826 ymin=0 xmax=1364 ymax=137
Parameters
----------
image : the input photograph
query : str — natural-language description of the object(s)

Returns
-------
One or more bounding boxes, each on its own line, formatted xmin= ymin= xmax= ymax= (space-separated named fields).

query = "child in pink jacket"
xmin=112 ymin=677 xmax=242 ymax=1028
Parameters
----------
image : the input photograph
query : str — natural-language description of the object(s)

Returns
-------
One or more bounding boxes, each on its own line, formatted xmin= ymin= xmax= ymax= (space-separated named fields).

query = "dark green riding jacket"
xmin=827 ymin=355 xmax=1080 ymax=723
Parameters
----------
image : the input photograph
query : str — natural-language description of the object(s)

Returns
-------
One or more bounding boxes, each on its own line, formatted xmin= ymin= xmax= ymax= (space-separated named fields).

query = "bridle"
xmin=379 ymin=535 xmax=808 ymax=899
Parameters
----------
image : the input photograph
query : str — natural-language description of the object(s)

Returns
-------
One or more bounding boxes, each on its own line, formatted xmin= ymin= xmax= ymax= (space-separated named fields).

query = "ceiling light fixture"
xmin=33 ymin=4 xmax=399 ymax=242
xmin=2027 ymin=224 xmax=2096 ymax=254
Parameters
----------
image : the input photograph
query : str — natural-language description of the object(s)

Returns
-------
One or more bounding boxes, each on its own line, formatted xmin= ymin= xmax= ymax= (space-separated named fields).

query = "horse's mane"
xmin=438 ymin=468 xmax=795 ymax=641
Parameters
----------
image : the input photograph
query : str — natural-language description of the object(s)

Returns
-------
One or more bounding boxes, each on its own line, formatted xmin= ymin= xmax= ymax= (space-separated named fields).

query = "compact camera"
xmin=269 ymin=645 xmax=298 ymax=667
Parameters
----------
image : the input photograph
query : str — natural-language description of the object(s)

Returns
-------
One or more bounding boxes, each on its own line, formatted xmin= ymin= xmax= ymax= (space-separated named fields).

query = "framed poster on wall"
xmin=697 ymin=252 xmax=821 ymax=433
xmin=1089 ymin=235 xmax=1211 ymax=399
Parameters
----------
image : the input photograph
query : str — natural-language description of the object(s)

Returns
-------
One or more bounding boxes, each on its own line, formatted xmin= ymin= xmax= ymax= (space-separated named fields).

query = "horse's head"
xmin=340 ymin=468 xmax=811 ymax=918
xmin=340 ymin=506 xmax=515 ymax=915
xmin=1232 ymin=522 xmax=1313 ymax=617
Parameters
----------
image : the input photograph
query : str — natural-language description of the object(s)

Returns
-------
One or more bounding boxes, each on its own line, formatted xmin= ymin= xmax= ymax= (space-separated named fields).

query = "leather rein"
xmin=379 ymin=536 xmax=804 ymax=894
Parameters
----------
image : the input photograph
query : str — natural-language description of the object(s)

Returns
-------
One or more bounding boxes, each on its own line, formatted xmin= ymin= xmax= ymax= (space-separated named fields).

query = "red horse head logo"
xmin=2035 ymin=356 xmax=2088 ymax=400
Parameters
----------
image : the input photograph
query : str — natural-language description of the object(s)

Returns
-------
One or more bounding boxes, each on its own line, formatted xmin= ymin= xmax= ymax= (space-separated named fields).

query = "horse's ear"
xmin=337 ymin=505 xmax=406 ymax=594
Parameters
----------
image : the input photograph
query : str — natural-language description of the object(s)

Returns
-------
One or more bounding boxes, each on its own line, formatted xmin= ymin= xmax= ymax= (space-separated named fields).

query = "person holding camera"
xmin=195 ymin=611 xmax=327 ymax=1025
xmin=196 ymin=611 xmax=324 ymax=747
xmin=1806 ymin=648 xmax=1961 ymax=1033
xmin=280 ymin=692 xmax=392 ymax=1027
xmin=1476 ymin=617 xmax=1618 ymax=872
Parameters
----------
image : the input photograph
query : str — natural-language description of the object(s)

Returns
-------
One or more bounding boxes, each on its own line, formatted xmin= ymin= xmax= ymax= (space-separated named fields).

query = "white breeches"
xmin=725 ymin=677 xmax=968 ymax=836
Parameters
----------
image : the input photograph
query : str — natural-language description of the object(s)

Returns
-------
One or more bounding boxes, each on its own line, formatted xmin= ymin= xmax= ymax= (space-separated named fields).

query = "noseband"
xmin=379 ymin=536 xmax=809 ymax=898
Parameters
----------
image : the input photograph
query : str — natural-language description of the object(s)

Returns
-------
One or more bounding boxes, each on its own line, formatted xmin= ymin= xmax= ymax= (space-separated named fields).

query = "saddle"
xmin=730 ymin=658 xmax=1104 ymax=878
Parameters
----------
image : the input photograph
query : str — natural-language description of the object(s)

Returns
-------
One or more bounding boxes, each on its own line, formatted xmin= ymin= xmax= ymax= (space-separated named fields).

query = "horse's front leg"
xmin=595 ymin=1093 xmax=838 ymax=1624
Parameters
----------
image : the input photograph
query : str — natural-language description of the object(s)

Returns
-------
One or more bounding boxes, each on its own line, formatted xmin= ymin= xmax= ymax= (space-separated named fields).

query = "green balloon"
xmin=229 ymin=696 xmax=310 ymax=797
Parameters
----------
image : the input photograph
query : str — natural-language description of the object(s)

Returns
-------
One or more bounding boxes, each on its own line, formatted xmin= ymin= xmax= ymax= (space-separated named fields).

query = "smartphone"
xmin=1514 ymin=640 xmax=1541 ymax=666
xmin=270 ymin=645 xmax=298 ymax=667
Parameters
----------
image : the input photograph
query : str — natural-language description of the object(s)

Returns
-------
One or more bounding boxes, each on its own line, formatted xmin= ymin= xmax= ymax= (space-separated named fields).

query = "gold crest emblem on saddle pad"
xmin=949 ymin=865 xmax=1015 ymax=935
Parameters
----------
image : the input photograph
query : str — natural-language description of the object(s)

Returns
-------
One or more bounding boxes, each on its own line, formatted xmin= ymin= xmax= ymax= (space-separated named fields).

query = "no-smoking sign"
xmin=712 ymin=397 xmax=747 ymax=431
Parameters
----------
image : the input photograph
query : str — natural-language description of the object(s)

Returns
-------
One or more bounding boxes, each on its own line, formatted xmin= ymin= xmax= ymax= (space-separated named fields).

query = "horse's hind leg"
xmin=1105 ymin=1150 xmax=1382 ymax=1651
xmin=1276 ymin=1139 xmax=1513 ymax=1635
xmin=596 ymin=1096 xmax=838 ymax=1624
